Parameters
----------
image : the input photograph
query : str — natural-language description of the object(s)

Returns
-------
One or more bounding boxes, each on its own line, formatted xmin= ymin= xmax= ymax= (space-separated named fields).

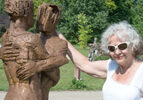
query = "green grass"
xmin=0 ymin=45 xmax=105 ymax=91
xmin=51 ymin=61 xmax=105 ymax=91
xmin=0 ymin=60 xmax=9 ymax=91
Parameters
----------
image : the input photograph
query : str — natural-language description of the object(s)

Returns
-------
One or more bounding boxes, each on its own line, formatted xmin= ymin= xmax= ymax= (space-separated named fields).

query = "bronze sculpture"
xmin=2 ymin=0 xmax=50 ymax=100
xmin=17 ymin=3 xmax=69 ymax=100
xmin=36 ymin=4 xmax=69 ymax=100
xmin=0 ymin=42 xmax=19 ymax=61
xmin=2 ymin=0 xmax=68 ymax=100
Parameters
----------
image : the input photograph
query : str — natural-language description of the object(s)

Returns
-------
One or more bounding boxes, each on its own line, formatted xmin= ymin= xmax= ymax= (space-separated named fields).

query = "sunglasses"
xmin=108 ymin=42 xmax=130 ymax=52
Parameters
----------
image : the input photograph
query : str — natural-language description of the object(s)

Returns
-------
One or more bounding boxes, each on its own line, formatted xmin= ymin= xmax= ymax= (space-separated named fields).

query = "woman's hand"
xmin=57 ymin=31 xmax=67 ymax=41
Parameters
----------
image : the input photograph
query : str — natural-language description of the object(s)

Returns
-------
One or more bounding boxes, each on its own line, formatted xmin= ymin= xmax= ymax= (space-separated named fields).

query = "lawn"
xmin=0 ymin=45 xmax=106 ymax=91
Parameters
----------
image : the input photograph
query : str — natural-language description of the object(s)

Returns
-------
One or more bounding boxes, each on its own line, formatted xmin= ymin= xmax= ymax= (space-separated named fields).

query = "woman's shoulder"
xmin=107 ymin=59 xmax=118 ymax=70
xmin=106 ymin=59 xmax=118 ymax=77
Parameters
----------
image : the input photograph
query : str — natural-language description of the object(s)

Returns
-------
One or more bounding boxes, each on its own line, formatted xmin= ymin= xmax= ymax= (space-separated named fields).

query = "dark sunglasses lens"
xmin=118 ymin=43 xmax=127 ymax=50
xmin=108 ymin=46 xmax=115 ymax=52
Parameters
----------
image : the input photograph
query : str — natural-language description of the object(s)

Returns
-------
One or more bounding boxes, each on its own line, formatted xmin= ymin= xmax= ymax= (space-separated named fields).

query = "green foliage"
xmin=131 ymin=0 xmax=143 ymax=36
xmin=105 ymin=0 xmax=118 ymax=12
xmin=0 ymin=60 xmax=9 ymax=91
xmin=77 ymin=13 xmax=93 ymax=48
xmin=70 ymin=78 xmax=87 ymax=89
xmin=0 ymin=0 xmax=5 ymax=40
xmin=0 ymin=0 xmax=142 ymax=41
xmin=28 ymin=22 xmax=39 ymax=33
xmin=55 ymin=0 xmax=143 ymax=42
xmin=0 ymin=0 xmax=4 ymax=13
xmin=56 ymin=0 xmax=109 ymax=43
xmin=33 ymin=0 xmax=50 ymax=19
xmin=0 ymin=26 xmax=6 ymax=38
xmin=107 ymin=0 xmax=143 ymax=36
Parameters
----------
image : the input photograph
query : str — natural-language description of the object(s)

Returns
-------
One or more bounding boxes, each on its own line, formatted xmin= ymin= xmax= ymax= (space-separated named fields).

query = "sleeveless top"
xmin=102 ymin=59 xmax=143 ymax=100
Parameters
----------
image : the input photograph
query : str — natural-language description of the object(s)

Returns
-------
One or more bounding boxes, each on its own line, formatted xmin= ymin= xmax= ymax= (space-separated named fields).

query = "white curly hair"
xmin=101 ymin=21 xmax=142 ymax=57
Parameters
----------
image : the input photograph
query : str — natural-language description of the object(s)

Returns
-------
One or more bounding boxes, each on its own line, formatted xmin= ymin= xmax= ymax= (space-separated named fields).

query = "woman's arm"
xmin=58 ymin=32 xmax=108 ymax=79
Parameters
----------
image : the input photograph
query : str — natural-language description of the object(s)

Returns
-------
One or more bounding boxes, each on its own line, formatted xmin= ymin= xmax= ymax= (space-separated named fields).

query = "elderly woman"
xmin=58 ymin=21 xmax=143 ymax=100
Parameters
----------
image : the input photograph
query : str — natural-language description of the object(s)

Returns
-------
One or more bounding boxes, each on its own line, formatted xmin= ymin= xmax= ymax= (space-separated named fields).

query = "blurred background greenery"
xmin=0 ymin=0 xmax=143 ymax=44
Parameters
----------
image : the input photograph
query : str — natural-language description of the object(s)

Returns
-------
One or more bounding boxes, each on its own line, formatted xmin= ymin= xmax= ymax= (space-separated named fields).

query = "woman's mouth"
xmin=115 ymin=56 xmax=123 ymax=60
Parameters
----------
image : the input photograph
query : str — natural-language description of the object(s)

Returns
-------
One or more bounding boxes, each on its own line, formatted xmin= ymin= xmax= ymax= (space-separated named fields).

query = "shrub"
xmin=70 ymin=78 xmax=87 ymax=89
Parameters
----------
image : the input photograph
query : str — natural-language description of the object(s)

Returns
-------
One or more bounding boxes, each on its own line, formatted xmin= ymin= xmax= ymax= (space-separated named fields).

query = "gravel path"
xmin=0 ymin=90 xmax=102 ymax=100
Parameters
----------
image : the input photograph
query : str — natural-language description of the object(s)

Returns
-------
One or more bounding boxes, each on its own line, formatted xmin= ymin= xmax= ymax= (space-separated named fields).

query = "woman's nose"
xmin=114 ymin=48 xmax=121 ymax=55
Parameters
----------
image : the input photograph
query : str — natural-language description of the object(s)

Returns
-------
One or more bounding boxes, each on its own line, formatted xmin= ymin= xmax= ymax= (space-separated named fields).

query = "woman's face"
xmin=108 ymin=35 xmax=134 ymax=66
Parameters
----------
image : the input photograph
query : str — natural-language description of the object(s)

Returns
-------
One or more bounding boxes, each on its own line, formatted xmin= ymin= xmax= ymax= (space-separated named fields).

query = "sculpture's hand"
xmin=17 ymin=60 xmax=38 ymax=80
xmin=0 ymin=42 xmax=19 ymax=61
xmin=58 ymin=46 xmax=68 ymax=56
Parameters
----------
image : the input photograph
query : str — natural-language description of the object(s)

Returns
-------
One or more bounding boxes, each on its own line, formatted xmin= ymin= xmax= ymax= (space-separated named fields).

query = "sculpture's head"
xmin=36 ymin=3 xmax=61 ymax=33
xmin=4 ymin=0 xmax=34 ymax=28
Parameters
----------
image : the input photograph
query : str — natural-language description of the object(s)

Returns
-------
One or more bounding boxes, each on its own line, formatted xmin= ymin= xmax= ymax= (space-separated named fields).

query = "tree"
xmin=77 ymin=13 xmax=93 ymax=48
xmin=132 ymin=0 xmax=143 ymax=36
xmin=106 ymin=0 xmax=143 ymax=36
xmin=0 ymin=0 xmax=143 ymax=41
xmin=55 ymin=0 xmax=109 ymax=43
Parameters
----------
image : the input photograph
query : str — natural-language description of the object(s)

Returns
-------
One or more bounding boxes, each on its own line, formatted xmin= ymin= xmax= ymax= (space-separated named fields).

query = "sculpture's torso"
xmin=40 ymin=35 xmax=67 ymax=99
xmin=2 ymin=30 xmax=43 ymax=100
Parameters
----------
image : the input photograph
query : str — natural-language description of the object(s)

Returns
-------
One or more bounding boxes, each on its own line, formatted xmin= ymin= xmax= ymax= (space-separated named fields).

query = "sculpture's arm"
xmin=17 ymin=35 xmax=68 ymax=80
xmin=31 ymin=35 xmax=69 ymax=71
xmin=26 ymin=34 xmax=49 ymax=60
xmin=17 ymin=55 xmax=68 ymax=80
xmin=36 ymin=55 xmax=68 ymax=72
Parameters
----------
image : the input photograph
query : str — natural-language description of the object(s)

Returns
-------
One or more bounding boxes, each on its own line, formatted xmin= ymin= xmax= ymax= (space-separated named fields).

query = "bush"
xmin=70 ymin=78 xmax=87 ymax=89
